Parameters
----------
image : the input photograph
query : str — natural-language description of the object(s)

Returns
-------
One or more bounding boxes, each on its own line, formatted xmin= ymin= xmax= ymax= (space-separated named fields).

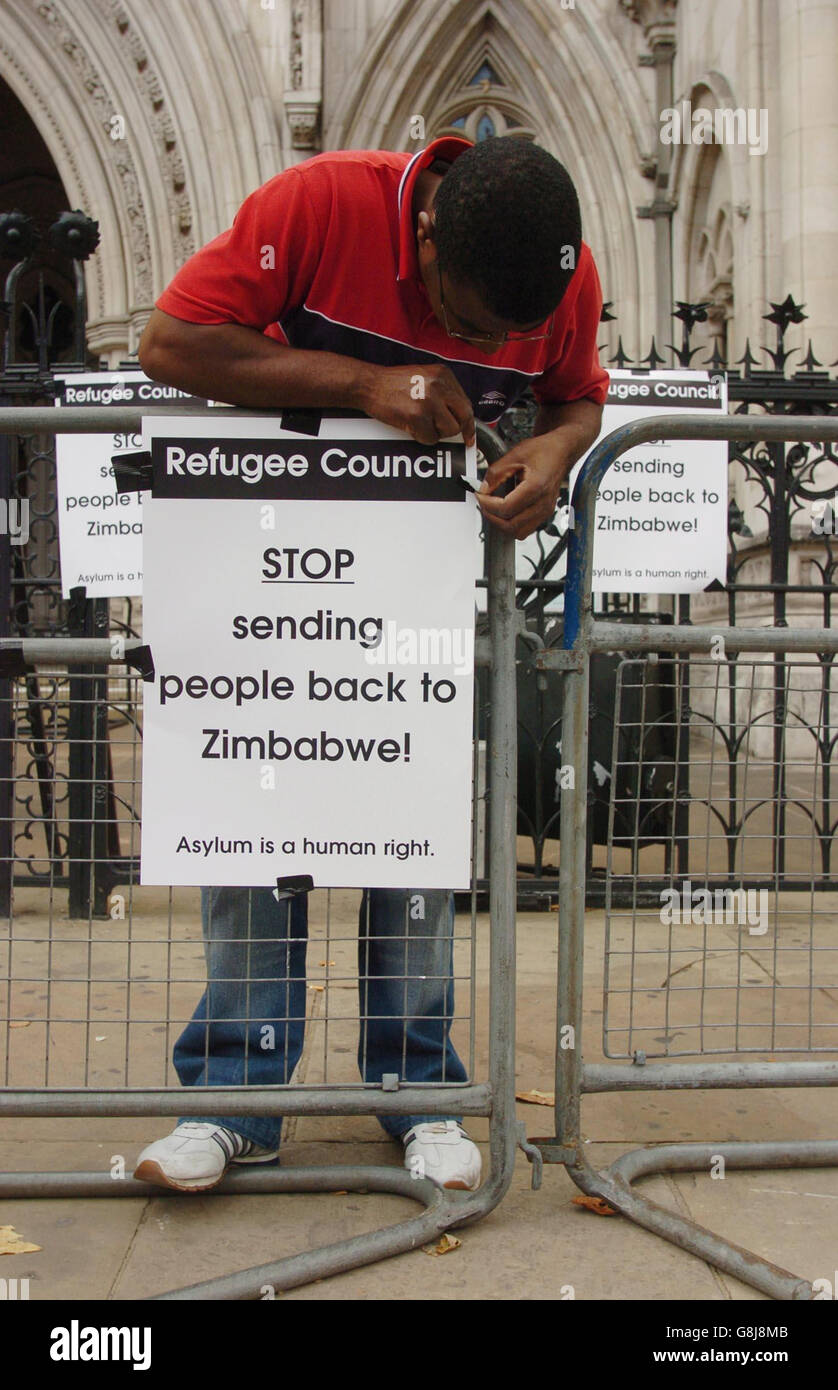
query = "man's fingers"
xmin=408 ymin=420 xmax=442 ymax=445
xmin=510 ymin=501 xmax=557 ymax=539
xmin=433 ymin=400 xmax=468 ymax=441
xmin=478 ymin=468 xmax=558 ymax=537
xmin=480 ymin=509 xmax=517 ymax=535
xmin=481 ymin=459 xmax=523 ymax=494
xmin=434 ymin=369 xmax=474 ymax=445
xmin=435 ymin=390 xmax=474 ymax=447
xmin=405 ymin=395 xmax=475 ymax=447
xmin=408 ymin=408 xmax=461 ymax=445
xmin=481 ymin=498 xmax=555 ymax=539
xmin=459 ymin=406 xmax=476 ymax=447
xmin=478 ymin=472 xmax=553 ymax=521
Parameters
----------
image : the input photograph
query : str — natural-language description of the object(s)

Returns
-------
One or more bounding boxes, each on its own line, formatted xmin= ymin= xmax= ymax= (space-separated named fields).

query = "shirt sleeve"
xmin=531 ymin=245 xmax=610 ymax=407
xmin=155 ymin=165 xmax=325 ymax=331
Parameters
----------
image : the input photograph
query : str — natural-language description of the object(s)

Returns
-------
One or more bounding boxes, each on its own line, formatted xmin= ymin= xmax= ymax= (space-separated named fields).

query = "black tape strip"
xmin=112 ymin=451 xmax=152 ymax=494
xmin=279 ymin=409 xmax=322 ymax=437
xmin=124 ymin=643 xmax=155 ymax=681
xmin=274 ymin=873 xmax=315 ymax=900
xmin=0 ymin=642 xmax=28 ymax=677
xmin=67 ymin=586 xmax=88 ymax=627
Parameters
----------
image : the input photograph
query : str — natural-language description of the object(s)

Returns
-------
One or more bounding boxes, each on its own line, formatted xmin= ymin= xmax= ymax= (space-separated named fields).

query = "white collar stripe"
xmin=397 ymin=149 xmax=424 ymax=214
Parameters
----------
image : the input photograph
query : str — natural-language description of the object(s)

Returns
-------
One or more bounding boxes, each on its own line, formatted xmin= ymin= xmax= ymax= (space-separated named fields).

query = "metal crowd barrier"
xmin=0 ymin=409 xmax=524 ymax=1300
xmin=530 ymin=412 xmax=838 ymax=1301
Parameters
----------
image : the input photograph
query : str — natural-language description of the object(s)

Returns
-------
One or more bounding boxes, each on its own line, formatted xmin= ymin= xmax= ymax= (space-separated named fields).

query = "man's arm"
xmin=138 ymin=309 xmax=475 ymax=446
xmin=476 ymin=397 xmax=603 ymax=540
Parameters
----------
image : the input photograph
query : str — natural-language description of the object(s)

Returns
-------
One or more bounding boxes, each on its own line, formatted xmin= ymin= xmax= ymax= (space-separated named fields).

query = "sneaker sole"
xmin=133 ymin=1159 xmax=226 ymax=1193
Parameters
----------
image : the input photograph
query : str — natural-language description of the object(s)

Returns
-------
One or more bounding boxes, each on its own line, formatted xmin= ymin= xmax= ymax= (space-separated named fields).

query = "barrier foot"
xmin=152 ymin=1166 xmax=460 ymax=1300
xmin=558 ymin=1142 xmax=838 ymax=1300
xmin=0 ymin=1162 xmax=512 ymax=1299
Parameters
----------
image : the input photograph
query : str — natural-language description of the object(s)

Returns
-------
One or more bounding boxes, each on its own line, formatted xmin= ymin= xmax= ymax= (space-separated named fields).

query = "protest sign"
xmin=139 ymin=415 xmax=479 ymax=889
xmin=572 ymin=369 xmax=728 ymax=593
xmin=516 ymin=369 xmax=729 ymax=598
xmin=54 ymin=370 xmax=205 ymax=598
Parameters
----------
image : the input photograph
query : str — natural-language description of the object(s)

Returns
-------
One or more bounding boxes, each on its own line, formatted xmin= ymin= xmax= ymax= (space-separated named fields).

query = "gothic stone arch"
xmin=326 ymin=0 xmax=658 ymax=353
xmin=0 ymin=0 xmax=277 ymax=361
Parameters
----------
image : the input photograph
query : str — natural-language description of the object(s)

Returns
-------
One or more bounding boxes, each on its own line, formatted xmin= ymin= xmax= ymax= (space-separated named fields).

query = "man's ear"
xmin=416 ymin=210 xmax=437 ymax=264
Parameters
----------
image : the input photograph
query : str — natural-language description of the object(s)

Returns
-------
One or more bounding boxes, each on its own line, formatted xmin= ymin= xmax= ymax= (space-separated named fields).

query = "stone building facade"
xmin=1 ymin=0 xmax=834 ymax=371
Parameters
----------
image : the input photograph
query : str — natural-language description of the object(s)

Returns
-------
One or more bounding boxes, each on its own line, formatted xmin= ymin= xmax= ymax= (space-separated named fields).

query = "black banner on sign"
xmin=58 ymin=378 xmax=207 ymax=410
xmin=150 ymin=438 xmax=468 ymax=502
xmin=606 ymin=374 xmax=726 ymax=408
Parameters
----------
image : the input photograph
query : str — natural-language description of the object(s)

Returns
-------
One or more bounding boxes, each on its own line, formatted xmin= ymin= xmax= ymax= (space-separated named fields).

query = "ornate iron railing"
xmin=499 ymin=295 xmax=838 ymax=903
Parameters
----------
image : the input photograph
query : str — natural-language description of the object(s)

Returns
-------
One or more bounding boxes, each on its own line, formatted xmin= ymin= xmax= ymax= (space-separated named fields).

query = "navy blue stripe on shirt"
xmin=280 ymin=304 xmax=536 ymax=422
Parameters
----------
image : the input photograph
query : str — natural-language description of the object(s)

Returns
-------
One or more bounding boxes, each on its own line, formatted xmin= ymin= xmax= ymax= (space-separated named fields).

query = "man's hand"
xmin=476 ymin=434 xmax=576 ymax=539
xmin=360 ymin=364 xmax=475 ymax=447
xmin=477 ymin=399 xmax=603 ymax=540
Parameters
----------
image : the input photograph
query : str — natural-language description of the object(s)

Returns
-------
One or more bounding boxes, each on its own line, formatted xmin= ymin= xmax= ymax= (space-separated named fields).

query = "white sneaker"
xmin=402 ymin=1121 xmax=482 ymax=1191
xmin=133 ymin=1122 xmax=279 ymax=1193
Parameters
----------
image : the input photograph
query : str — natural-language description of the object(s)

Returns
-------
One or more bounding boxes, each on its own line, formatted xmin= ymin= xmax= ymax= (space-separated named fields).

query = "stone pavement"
xmin=2 ymin=893 xmax=837 ymax=1301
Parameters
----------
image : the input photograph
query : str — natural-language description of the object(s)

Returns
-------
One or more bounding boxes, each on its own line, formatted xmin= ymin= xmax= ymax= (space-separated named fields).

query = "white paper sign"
xmin=139 ymin=415 xmax=479 ymax=889
xmin=571 ymin=369 xmax=729 ymax=594
xmin=54 ymin=371 xmax=205 ymax=598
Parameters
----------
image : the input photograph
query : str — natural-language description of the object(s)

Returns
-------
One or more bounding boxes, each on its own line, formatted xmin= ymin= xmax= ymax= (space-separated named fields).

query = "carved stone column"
xmin=778 ymin=0 xmax=838 ymax=362
xmin=284 ymin=0 xmax=322 ymax=152
xmin=621 ymin=0 xmax=678 ymax=357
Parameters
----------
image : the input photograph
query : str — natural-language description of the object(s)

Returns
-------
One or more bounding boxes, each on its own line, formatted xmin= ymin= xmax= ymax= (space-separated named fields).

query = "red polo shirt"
xmin=156 ymin=137 xmax=609 ymax=424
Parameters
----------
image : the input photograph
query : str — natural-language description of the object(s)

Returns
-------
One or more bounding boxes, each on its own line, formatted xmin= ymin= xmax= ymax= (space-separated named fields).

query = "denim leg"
xmin=173 ymin=886 xmax=308 ymax=1151
xmin=357 ymin=888 xmax=467 ymax=1139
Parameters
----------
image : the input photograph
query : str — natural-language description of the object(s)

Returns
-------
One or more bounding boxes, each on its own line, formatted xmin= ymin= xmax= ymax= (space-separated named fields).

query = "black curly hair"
xmin=432 ymin=137 xmax=582 ymax=323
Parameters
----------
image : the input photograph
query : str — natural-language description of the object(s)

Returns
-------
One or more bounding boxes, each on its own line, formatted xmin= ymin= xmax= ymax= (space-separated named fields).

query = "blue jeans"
xmin=173 ymin=886 xmax=467 ymax=1150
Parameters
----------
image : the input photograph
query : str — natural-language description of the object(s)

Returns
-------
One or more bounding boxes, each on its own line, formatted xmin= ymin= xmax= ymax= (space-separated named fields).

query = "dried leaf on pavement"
xmin=515 ymin=1088 xmax=555 ymax=1106
xmin=572 ymin=1194 xmax=617 ymax=1217
xmin=423 ymin=1232 xmax=462 ymax=1256
xmin=0 ymin=1225 xmax=41 ymax=1254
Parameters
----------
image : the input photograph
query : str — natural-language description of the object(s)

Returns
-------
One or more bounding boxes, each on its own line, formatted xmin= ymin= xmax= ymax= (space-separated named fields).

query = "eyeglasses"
xmin=436 ymin=262 xmax=554 ymax=345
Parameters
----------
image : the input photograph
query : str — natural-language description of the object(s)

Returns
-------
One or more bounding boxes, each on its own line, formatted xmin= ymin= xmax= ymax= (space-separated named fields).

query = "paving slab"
xmin=667 ymin=1164 xmax=838 ymax=1299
